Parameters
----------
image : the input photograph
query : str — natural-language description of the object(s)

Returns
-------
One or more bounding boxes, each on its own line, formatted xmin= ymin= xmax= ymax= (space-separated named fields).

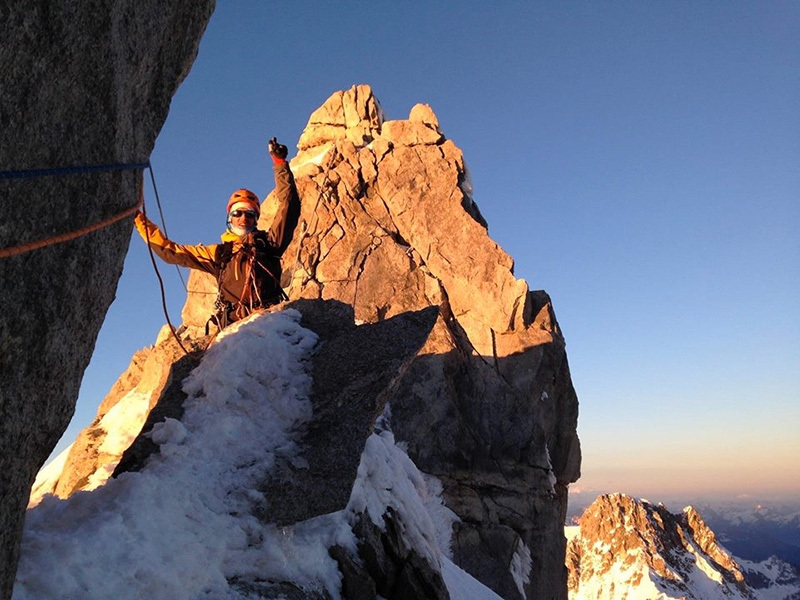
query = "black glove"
xmin=268 ymin=137 xmax=288 ymax=160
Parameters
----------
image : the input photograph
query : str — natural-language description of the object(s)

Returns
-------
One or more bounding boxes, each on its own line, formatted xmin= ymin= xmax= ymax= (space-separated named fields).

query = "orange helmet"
xmin=226 ymin=189 xmax=260 ymax=216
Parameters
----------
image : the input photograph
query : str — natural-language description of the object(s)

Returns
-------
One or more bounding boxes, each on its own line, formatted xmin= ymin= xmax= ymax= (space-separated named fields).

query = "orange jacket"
xmin=134 ymin=161 xmax=299 ymax=277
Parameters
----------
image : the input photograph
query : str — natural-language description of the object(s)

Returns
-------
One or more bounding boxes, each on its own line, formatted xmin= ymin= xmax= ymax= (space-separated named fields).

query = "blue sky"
xmin=57 ymin=2 xmax=799 ymax=501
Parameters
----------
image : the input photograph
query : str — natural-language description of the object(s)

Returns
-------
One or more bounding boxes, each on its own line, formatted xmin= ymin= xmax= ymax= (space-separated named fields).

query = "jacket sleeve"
xmin=134 ymin=212 xmax=219 ymax=275
xmin=267 ymin=161 xmax=301 ymax=256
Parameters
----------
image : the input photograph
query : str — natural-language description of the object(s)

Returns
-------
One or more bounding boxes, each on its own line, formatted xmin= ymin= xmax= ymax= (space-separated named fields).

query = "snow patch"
xmin=347 ymin=430 xmax=445 ymax=568
xmin=13 ymin=311 xmax=324 ymax=600
xmin=27 ymin=443 xmax=72 ymax=507
xmin=442 ymin=557 xmax=504 ymax=600
xmin=510 ymin=538 xmax=532 ymax=597
xmin=148 ymin=417 xmax=187 ymax=445
xmin=420 ymin=472 xmax=460 ymax=559
xmin=564 ymin=525 xmax=581 ymax=541
xmin=84 ymin=389 xmax=152 ymax=491
xmin=544 ymin=444 xmax=557 ymax=490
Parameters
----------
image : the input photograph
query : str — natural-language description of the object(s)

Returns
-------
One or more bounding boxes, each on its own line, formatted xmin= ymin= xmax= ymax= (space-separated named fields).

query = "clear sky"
xmin=54 ymin=2 xmax=799 ymax=502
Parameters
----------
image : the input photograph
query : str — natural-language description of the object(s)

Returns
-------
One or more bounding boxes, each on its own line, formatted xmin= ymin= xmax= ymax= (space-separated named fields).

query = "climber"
xmin=134 ymin=137 xmax=300 ymax=332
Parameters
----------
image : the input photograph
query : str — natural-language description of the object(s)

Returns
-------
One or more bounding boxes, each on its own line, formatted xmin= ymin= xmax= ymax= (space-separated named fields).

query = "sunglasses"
xmin=229 ymin=209 xmax=257 ymax=219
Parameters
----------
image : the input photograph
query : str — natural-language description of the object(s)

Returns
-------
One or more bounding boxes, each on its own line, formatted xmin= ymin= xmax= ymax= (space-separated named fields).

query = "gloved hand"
xmin=268 ymin=137 xmax=288 ymax=161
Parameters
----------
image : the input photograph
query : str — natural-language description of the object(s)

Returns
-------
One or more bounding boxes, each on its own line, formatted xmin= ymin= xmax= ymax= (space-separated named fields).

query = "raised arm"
xmin=266 ymin=138 xmax=301 ymax=255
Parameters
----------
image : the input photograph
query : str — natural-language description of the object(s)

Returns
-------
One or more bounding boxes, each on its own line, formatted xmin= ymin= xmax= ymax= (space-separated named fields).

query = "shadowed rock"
xmin=0 ymin=3 xmax=215 ymax=596
xmin=262 ymin=300 xmax=439 ymax=525
xmin=331 ymin=510 xmax=450 ymax=600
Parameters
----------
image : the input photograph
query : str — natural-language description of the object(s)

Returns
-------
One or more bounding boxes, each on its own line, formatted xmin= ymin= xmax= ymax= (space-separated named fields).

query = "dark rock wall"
xmin=262 ymin=301 xmax=440 ymax=526
xmin=389 ymin=299 xmax=579 ymax=600
xmin=0 ymin=2 xmax=215 ymax=597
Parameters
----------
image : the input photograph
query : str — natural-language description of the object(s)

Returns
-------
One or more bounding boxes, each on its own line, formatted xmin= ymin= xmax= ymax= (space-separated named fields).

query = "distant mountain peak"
xmin=568 ymin=493 xmax=749 ymax=599
xmin=567 ymin=493 xmax=800 ymax=600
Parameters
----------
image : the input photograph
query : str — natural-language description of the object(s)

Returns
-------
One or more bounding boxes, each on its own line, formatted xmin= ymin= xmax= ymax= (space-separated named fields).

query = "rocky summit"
xmin=24 ymin=85 xmax=581 ymax=600
xmin=182 ymin=84 xmax=580 ymax=598
xmin=566 ymin=493 xmax=800 ymax=600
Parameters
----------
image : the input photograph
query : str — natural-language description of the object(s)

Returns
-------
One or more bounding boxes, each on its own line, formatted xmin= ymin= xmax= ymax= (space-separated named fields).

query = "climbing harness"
xmin=205 ymin=232 xmax=287 ymax=335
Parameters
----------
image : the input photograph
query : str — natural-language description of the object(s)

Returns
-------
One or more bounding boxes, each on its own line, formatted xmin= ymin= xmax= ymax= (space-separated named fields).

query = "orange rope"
xmin=0 ymin=200 xmax=143 ymax=259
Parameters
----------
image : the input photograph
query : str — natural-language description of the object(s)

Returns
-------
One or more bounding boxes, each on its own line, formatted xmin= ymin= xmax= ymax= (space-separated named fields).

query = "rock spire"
xmin=176 ymin=84 xmax=581 ymax=597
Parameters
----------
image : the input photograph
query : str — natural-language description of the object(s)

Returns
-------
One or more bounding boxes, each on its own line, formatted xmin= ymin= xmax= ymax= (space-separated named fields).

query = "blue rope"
xmin=0 ymin=157 xmax=187 ymax=289
xmin=0 ymin=161 xmax=150 ymax=180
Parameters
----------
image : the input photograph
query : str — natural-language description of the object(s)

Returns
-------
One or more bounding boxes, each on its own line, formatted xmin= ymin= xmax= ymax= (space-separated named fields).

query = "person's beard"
xmin=228 ymin=223 xmax=255 ymax=237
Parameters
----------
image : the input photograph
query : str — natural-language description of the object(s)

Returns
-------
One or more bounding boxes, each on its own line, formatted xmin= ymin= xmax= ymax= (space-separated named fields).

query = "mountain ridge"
xmin=21 ymin=86 xmax=580 ymax=600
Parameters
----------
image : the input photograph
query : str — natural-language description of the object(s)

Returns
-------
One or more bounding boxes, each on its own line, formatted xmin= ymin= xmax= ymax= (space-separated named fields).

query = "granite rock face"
xmin=0 ymin=2 xmax=215 ymax=597
xmin=163 ymin=86 xmax=571 ymax=598
xmin=177 ymin=85 xmax=581 ymax=599
xmin=278 ymin=85 xmax=581 ymax=600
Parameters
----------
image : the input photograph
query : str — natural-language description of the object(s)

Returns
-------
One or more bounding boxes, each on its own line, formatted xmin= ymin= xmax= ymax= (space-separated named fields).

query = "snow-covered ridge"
xmin=14 ymin=310 xmax=502 ymax=600
xmin=15 ymin=311 xmax=319 ymax=599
